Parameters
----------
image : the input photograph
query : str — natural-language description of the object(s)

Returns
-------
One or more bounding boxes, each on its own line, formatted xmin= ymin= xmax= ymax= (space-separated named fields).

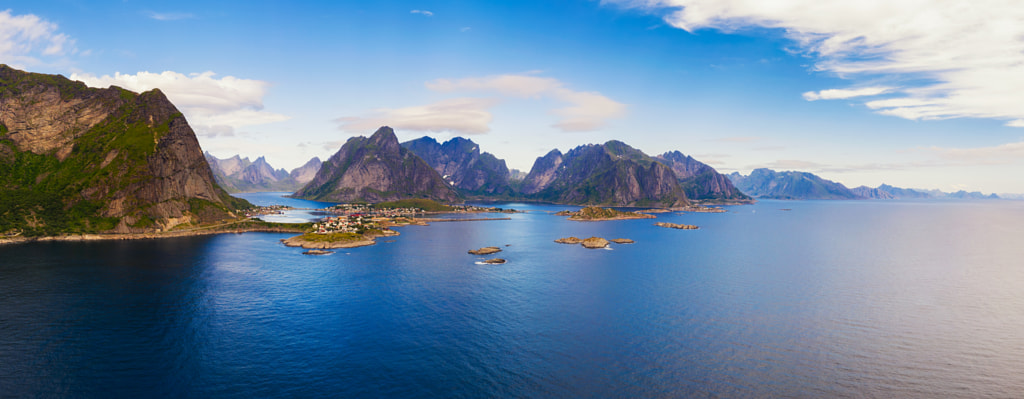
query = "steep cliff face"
xmin=401 ymin=136 xmax=511 ymax=196
xmin=728 ymin=168 xmax=862 ymax=200
xmin=293 ymin=126 xmax=461 ymax=203
xmin=521 ymin=149 xmax=563 ymax=195
xmin=0 ymin=65 xmax=248 ymax=236
xmin=655 ymin=151 xmax=752 ymax=203
xmin=522 ymin=141 xmax=689 ymax=207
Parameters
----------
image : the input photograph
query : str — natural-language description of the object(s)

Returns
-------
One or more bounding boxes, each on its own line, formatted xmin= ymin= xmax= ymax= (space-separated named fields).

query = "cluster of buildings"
xmin=243 ymin=205 xmax=292 ymax=218
xmin=311 ymin=214 xmax=381 ymax=235
xmin=323 ymin=204 xmax=426 ymax=218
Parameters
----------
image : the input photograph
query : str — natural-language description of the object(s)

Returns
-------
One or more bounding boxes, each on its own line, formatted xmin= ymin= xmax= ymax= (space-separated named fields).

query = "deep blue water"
xmin=2 ymin=200 xmax=1024 ymax=397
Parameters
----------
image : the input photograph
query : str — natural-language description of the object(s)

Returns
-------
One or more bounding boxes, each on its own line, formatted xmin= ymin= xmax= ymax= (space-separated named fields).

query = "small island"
xmin=481 ymin=258 xmax=507 ymax=264
xmin=469 ymin=246 xmax=502 ymax=255
xmin=556 ymin=206 xmax=656 ymax=221
xmin=554 ymin=237 xmax=584 ymax=244
xmin=555 ymin=236 xmax=633 ymax=249
xmin=654 ymin=222 xmax=699 ymax=230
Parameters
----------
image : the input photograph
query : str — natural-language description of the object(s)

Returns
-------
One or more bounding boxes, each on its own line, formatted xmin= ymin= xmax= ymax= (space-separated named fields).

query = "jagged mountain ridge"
xmin=655 ymin=151 xmax=752 ymax=204
xmin=728 ymin=169 xmax=862 ymax=200
xmin=401 ymin=136 xmax=512 ymax=196
xmin=521 ymin=141 xmax=689 ymax=207
xmin=0 ymin=65 xmax=248 ymax=235
xmin=205 ymin=152 xmax=321 ymax=193
xmin=854 ymin=183 xmax=1000 ymax=200
xmin=292 ymin=126 xmax=461 ymax=203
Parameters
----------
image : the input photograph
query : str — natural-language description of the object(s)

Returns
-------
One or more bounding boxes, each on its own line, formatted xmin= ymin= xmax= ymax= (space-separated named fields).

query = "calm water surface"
xmin=2 ymin=200 xmax=1023 ymax=397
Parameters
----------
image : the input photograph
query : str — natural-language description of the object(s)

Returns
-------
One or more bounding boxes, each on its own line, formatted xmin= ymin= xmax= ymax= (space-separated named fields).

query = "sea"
xmin=2 ymin=193 xmax=1023 ymax=398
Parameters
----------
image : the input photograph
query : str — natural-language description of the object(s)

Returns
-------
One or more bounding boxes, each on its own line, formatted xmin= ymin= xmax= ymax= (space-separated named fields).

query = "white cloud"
xmin=925 ymin=140 xmax=1024 ymax=165
xmin=70 ymin=70 xmax=290 ymax=132
xmin=411 ymin=9 xmax=434 ymax=17
xmin=610 ymin=0 xmax=1024 ymax=127
xmin=803 ymin=86 xmax=893 ymax=101
xmin=147 ymin=11 xmax=195 ymax=21
xmin=426 ymin=74 xmax=626 ymax=131
xmin=336 ymin=97 xmax=499 ymax=135
xmin=0 ymin=9 xmax=76 ymax=67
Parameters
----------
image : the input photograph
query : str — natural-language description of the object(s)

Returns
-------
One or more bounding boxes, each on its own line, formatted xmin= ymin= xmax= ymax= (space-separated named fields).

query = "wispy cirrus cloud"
xmin=146 ymin=11 xmax=195 ymax=21
xmin=609 ymin=0 xmax=1024 ymax=127
xmin=426 ymin=74 xmax=626 ymax=131
xmin=0 ymin=9 xmax=77 ymax=68
xmin=923 ymin=140 xmax=1024 ymax=165
xmin=803 ymin=86 xmax=894 ymax=101
xmin=410 ymin=9 xmax=434 ymax=17
xmin=70 ymin=71 xmax=289 ymax=136
xmin=336 ymin=97 xmax=499 ymax=135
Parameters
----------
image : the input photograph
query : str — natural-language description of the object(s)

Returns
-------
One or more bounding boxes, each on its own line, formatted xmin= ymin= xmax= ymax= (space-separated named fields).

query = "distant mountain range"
xmin=728 ymin=169 xmax=1000 ymax=200
xmin=205 ymin=153 xmax=321 ymax=193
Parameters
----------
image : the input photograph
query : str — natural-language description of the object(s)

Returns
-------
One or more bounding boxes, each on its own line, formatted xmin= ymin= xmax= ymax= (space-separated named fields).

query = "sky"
xmin=2 ymin=0 xmax=1024 ymax=194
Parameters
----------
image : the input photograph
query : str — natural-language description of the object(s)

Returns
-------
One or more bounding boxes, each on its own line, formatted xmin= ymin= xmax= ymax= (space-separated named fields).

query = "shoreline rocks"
xmin=482 ymin=258 xmax=506 ymax=264
xmin=303 ymin=249 xmax=334 ymax=255
xmin=610 ymin=238 xmax=634 ymax=244
xmin=282 ymin=235 xmax=376 ymax=249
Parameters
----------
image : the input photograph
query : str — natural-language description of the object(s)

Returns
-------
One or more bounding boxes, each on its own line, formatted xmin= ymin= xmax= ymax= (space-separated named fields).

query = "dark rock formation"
xmin=521 ymin=141 xmax=689 ymax=207
xmin=401 ymin=136 xmax=511 ymax=196
xmin=0 ymin=64 xmax=248 ymax=236
xmin=293 ymin=126 xmax=461 ymax=203
xmin=655 ymin=151 xmax=752 ymax=204
xmin=468 ymin=246 xmax=502 ymax=255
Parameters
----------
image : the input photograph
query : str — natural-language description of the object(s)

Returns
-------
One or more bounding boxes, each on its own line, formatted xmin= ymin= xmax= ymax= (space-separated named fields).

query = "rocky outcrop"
xmin=554 ymin=237 xmax=584 ymax=244
xmin=482 ymin=258 xmax=506 ymax=264
xmin=205 ymin=153 xmax=320 ymax=193
xmin=727 ymin=169 xmax=863 ymax=200
xmin=610 ymin=238 xmax=634 ymax=244
xmin=468 ymin=246 xmax=502 ymax=255
xmin=654 ymin=222 xmax=698 ymax=230
xmin=0 ymin=65 xmax=248 ymax=236
xmin=581 ymin=237 xmax=610 ymax=249
xmin=656 ymin=151 xmax=752 ymax=204
xmin=402 ymin=136 xmax=512 ymax=196
xmin=293 ymin=126 xmax=461 ymax=203
xmin=521 ymin=141 xmax=689 ymax=207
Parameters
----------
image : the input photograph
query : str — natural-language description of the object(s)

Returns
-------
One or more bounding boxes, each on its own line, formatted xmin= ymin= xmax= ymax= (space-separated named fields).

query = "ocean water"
xmin=2 ymin=200 xmax=1023 ymax=397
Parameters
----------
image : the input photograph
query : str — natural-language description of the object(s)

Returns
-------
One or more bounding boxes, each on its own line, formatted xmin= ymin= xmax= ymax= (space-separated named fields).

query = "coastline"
xmin=0 ymin=224 xmax=306 ymax=246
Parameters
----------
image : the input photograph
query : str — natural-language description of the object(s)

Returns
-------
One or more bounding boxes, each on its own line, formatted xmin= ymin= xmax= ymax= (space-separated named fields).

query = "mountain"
xmin=205 ymin=153 xmax=320 ymax=193
xmin=851 ymin=185 xmax=896 ymax=199
xmin=0 ymin=65 xmax=248 ymax=236
xmin=521 ymin=141 xmax=689 ymax=207
xmin=655 ymin=151 xmax=753 ymax=204
xmin=728 ymin=169 xmax=862 ymax=200
xmin=401 ymin=136 xmax=511 ymax=196
xmin=853 ymin=184 xmax=1000 ymax=200
xmin=293 ymin=126 xmax=461 ymax=203
xmin=289 ymin=157 xmax=321 ymax=184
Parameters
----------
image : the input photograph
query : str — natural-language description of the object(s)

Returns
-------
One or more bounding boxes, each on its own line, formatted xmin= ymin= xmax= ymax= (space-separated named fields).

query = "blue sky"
xmin=3 ymin=0 xmax=1024 ymax=193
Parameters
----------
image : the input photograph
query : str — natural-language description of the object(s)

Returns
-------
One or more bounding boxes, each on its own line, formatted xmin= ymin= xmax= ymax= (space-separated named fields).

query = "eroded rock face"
xmin=0 ymin=65 xmax=247 ymax=235
xmin=521 ymin=149 xmax=563 ymax=195
xmin=293 ymin=126 xmax=461 ymax=203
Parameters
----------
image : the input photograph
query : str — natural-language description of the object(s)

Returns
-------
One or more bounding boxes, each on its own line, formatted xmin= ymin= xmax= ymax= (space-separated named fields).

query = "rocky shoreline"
xmin=0 ymin=225 xmax=305 ymax=246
